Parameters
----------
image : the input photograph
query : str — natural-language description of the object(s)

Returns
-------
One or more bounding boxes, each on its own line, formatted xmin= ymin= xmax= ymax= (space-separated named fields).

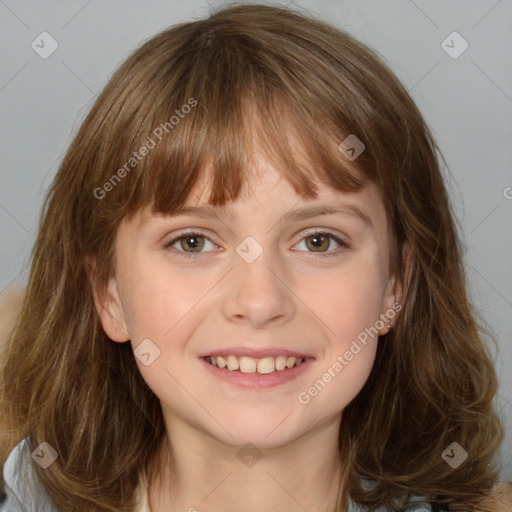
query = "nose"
xmin=221 ymin=243 xmax=295 ymax=329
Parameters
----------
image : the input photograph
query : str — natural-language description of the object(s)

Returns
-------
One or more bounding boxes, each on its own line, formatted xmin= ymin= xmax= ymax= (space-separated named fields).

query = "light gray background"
xmin=1 ymin=0 xmax=511 ymax=480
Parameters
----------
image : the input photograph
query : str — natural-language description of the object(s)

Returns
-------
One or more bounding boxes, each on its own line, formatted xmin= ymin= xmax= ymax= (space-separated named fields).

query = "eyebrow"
xmin=278 ymin=204 xmax=372 ymax=226
xmin=161 ymin=204 xmax=372 ymax=227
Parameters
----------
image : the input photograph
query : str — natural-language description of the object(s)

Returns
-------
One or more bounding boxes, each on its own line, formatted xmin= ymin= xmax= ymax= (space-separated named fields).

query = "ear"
xmin=378 ymin=242 xmax=413 ymax=335
xmin=85 ymin=255 xmax=130 ymax=343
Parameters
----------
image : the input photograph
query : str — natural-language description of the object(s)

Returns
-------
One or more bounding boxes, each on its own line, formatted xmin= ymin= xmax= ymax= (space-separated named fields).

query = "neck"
xmin=148 ymin=412 xmax=345 ymax=512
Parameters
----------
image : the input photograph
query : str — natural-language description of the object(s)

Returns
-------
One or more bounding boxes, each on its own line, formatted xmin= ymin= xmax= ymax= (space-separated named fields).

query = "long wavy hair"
xmin=0 ymin=4 xmax=505 ymax=511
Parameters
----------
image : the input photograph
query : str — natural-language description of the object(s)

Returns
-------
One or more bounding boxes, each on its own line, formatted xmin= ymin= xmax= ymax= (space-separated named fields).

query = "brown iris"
xmin=305 ymin=233 xmax=330 ymax=252
xmin=180 ymin=235 xmax=205 ymax=252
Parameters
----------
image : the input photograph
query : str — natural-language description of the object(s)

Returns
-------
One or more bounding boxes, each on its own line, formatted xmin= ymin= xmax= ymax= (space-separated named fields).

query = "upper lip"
xmin=201 ymin=347 xmax=314 ymax=359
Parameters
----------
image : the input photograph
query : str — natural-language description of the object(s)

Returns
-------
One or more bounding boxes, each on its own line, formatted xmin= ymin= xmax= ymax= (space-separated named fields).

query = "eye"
xmin=163 ymin=229 xmax=349 ymax=259
xmin=163 ymin=230 xmax=218 ymax=258
xmin=293 ymin=230 xmax=348 ymax=256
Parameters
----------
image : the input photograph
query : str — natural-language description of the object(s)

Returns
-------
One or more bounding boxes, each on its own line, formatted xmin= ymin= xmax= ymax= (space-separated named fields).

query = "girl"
xmin=0 ymin=4 xmax=509 ymax=511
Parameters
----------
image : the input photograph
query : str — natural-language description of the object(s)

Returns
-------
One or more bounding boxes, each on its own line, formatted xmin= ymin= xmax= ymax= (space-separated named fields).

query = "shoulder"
xmin=348 ymin=482 xmax=512 ymax=512
xmin=349 ymin=480 xmax=439 ymax=511
xmin=2 ymin=437 xmax=56 ymax=512
xmin=347 ymin=497 xmax=435 ymax=511
xmin=490 ymin=481 xmax=512 ymax=511
xmin=2 ymin=438 xmax=150 ymax=512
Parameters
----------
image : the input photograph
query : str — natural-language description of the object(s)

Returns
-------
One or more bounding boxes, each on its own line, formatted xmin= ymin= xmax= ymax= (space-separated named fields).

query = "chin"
xmin=206 ymin=412 xmax=305 ymax=450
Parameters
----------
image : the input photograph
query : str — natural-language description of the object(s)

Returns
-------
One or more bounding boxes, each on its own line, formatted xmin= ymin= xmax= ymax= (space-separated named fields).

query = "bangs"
xmin=95 ymin=22 xmax=374 ymax=219
xmin=147 ymin=92 xmax=366 ymax=215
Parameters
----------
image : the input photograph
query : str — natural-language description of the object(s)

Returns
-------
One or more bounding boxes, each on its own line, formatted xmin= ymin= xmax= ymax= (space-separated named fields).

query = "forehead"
xmin=137 ymin=154 xmax=384 ymax=232
xmin=168 ymin=147 xmax=371 ymax=206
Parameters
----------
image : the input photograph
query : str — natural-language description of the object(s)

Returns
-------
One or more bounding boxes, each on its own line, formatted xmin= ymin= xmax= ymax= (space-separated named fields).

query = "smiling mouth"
xmin=204 ymin=355 xmax=306 ymax=374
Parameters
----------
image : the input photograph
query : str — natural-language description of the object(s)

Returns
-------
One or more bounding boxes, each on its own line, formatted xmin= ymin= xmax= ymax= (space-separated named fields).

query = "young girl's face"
xmin=97 ymin=150 xmax=399 ymax=448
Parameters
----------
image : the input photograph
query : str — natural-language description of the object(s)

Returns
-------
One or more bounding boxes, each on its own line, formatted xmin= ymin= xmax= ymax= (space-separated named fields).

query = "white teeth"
xmin=275 ymin=356 xmax=287 ymax=371
xmin=227 ymin=355 xmax=239 ymax=371
xmin=207 ymin=354 xmax=306 ymax=373
xmin=239 ymin=356 xmax=257 ymax=373
xmin=257 ymin=357 xmax=275 ymax=374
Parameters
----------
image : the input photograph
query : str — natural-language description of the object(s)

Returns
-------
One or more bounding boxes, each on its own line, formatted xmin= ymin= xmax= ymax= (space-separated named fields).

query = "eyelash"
xmin=163 ymin=229 xmax=349 ymax=259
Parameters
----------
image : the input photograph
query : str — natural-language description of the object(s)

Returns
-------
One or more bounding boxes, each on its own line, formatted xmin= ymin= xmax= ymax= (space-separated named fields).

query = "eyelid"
xmin=298 ymin=228 xmax=349 ymax=245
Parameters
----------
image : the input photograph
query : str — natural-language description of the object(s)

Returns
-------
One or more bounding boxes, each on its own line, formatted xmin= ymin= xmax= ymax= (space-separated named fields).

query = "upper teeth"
xmin=209 ymin=355 xmax=304 ymax=374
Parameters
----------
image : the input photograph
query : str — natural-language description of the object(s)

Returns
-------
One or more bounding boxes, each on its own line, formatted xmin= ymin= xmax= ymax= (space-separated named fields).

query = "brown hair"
xmin=0 ymin=3 xmax=505 ymax=511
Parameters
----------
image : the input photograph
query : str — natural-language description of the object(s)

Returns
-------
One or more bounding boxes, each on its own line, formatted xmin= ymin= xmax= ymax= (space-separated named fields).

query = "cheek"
xmin=118 ymin=264 xmax=222 ymax=394
xmin=296 ymin=324 xmax=378 ymax=427
xmin=298 ymin=305 xmax=380 ymax=420
xmin=299 ymin=253 xmax=384 ymax=405
xmin=325 ymin=261 xmax=385 ymax=407
xmin=307 ymin=258 xmax=387 ymax=344
xmin=119 ymin=261 xmax=212 ymax=341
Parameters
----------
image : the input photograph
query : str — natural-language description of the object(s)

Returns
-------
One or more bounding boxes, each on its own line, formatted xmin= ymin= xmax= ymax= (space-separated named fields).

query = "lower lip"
xmin=200 ymin=357 xmax=313 ymax=389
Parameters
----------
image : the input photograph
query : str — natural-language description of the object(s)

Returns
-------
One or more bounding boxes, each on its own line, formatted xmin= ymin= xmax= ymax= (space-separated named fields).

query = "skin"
xmin=93 ymin=152 xmax=404 ymax=512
